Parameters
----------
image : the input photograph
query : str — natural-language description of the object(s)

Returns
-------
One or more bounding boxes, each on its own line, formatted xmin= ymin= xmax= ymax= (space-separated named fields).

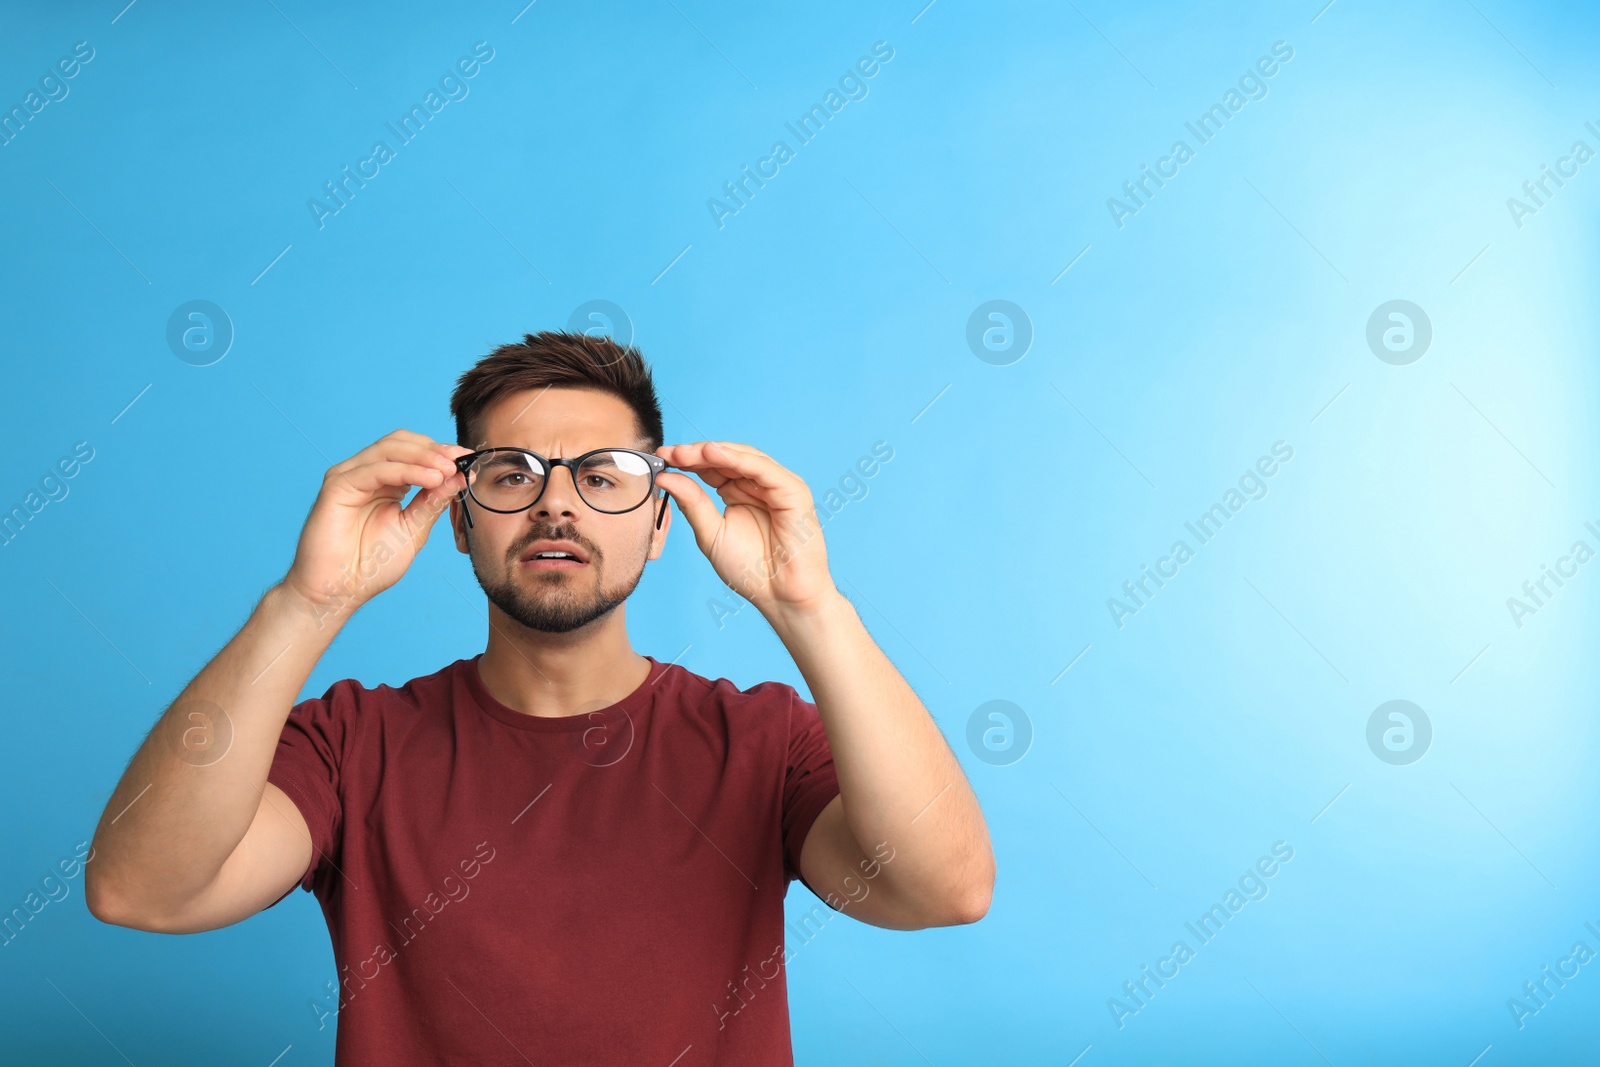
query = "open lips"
xmin=521 ymin=540 xmax=589 ymax=568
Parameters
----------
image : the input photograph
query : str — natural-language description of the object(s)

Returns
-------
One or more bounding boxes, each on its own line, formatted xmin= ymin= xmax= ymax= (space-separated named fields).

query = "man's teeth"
xmin=532 ymin=551 xmax=577 ymax=559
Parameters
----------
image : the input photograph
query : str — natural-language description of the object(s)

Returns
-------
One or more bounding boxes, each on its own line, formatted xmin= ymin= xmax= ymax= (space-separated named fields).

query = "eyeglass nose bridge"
xmin=454 ymin=448 xmax=670 ymax=531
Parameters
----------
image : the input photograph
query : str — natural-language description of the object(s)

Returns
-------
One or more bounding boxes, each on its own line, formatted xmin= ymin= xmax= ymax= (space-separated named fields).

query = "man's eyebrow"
xmin=477 ymin=451 xmax=537 ymax=468
xmin=475 ymin=450 xmax=637 ymax=465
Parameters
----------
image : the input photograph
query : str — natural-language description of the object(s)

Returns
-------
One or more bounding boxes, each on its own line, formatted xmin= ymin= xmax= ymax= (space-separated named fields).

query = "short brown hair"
xmin=450 ymin=331 xmax=664 ymax=452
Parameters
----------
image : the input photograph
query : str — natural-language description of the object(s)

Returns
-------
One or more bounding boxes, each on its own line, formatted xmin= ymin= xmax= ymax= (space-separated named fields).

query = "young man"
xmin=85 ymin=331 xmax=994 ymax=1065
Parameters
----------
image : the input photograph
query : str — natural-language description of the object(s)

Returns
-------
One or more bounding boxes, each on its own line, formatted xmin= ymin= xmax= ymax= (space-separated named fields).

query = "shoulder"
xmin=289 ymin=657 xmax=469 ymax=720
xmin=655 ymin=662 xmax=808 ymax=717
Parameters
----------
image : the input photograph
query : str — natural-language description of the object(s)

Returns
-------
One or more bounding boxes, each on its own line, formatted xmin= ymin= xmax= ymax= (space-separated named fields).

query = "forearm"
xmin=768 ymin=591 xmax=994 ymax=919
xmin=86 ymin=582 xmax=341 ymax=917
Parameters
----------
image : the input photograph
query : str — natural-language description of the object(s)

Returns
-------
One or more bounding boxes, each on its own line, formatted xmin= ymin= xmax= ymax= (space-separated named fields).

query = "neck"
xmin=475 ymin=603 xmax=651 ymax=718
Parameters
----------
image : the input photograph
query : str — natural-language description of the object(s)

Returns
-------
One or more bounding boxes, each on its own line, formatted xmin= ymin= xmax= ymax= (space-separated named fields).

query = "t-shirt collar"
xmin=460 ymin=652 xmax=668 ymax=732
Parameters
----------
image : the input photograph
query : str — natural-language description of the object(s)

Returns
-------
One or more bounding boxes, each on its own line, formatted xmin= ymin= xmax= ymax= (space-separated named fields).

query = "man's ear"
xmin=450 ymin=495 xmax=470 ymax=554
xmin=647 ymin=490 xmax=670 ymax=561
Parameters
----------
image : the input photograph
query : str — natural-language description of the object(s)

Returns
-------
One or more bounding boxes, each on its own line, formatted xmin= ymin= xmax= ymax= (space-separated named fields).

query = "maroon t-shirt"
xmin=265 ymin=652 xmax=842 ymax=1066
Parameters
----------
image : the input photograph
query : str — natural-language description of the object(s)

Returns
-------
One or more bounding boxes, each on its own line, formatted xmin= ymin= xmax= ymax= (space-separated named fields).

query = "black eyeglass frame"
xmin=454 ymin=447 xmax=671 ymax=530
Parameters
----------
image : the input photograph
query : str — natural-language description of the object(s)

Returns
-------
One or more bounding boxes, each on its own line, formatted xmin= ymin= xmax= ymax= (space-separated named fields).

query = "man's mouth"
xmin=520 ymin=540 xmax=590 ymax=569
xmin=523 ymin=553 xmax=585 ymax=569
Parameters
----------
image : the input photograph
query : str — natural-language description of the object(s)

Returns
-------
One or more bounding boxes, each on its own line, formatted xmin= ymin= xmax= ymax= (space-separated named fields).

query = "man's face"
xmin=450 ymin=386 xmax=669 ymax=634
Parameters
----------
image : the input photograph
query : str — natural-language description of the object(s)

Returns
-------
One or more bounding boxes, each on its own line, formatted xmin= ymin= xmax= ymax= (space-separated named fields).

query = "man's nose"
xmin=534 ymin=466 xmax=582 ymax=517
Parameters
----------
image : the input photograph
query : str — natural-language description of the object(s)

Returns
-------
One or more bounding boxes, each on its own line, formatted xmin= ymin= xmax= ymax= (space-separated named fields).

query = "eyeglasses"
xmin=454 ymin=447 xmax=670 ymax=530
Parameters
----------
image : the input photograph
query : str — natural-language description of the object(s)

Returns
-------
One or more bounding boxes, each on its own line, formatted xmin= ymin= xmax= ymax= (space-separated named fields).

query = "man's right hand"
xmin=86 ymin=429 xmax=474 ymax=933
xmin=282 ymin=430 xmax=472 ymax=620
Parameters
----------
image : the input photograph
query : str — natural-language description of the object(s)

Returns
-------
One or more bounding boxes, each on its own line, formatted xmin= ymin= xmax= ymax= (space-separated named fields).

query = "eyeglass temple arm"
xmin=452 ymin=453 xmax=476 ymax=530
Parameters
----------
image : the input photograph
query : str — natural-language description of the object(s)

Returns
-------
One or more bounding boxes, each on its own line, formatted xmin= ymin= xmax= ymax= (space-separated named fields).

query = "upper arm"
xmin=798 ymin=795 xmax=927 ymax=931
xmin=123 ymin=783 xmax=315 ymax=934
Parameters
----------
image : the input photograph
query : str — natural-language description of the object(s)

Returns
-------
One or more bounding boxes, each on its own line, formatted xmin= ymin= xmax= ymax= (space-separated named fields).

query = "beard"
xmin=471 ymin=530 xmax=647 ymax=634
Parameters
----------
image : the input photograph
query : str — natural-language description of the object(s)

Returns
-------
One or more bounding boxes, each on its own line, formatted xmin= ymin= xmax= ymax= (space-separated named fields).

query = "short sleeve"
xmin=781 ymin=688 xmax=841 ymax=887
xmin=264 ymin=678 xmax=356 ymax=905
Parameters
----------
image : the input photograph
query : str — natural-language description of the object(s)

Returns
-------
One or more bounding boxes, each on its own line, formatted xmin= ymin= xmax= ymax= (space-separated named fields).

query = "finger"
xmin=664 ymin=441 xmax=790 ymax=490
xmin=679 ymin=444 xmax=814 ymax=514
xmin=332 ymin=439 xmax=436 ymax=475
xmin=659 ymin=441 xmax=770 ymax=461
xmin=402 ymin=471 xmax=466 ymax=527
xmin=704 ymin=481 xmax=766 ymax=509
xmin=702 ymin=440 xmax=772 ymax=462
xmin=329 ymin=461 xmax=454 ymax=497
xmin=692 ymin=475 xmax=781 ymax=514
xmin=660 ymin=472 xmax=782 ymax=533
xmin=654 ymin=470 xmax=724 ymax=538
xmin=376 ymin=438 xmax=465 ymax=469
xmin=701 ymin=475 xmax=801 ymax=515
xmin=346 ymin=431 xmax=467 ymax=469
xmin=333 ymin=440 xmax=461 ymax=478
xmin=658 ymin=445 xmax=771 ymax=499
xmin=673 ymin=465 xmax=754 ymax=501
xmin=366 ymin=428 xmax=440 ymax=456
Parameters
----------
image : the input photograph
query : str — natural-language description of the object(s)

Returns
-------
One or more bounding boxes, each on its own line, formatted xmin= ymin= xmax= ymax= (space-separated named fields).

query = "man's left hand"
xmin=654 ymin=441 xmax=837 ymax=619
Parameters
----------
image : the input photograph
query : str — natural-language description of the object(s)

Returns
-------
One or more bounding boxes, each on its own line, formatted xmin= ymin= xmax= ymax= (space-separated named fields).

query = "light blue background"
xmin=2 ymin=0 xmax=1596 ymax=1063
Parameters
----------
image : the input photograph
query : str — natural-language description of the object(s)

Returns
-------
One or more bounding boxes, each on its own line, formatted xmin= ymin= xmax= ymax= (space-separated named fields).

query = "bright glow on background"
xmin=1 ymin=1 xmax=1596 ymax=1063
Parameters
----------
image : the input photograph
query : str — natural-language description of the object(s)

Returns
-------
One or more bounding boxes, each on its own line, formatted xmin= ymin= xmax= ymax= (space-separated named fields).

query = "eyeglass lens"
xmin=465 ymin=450 xmax=654 ymax=513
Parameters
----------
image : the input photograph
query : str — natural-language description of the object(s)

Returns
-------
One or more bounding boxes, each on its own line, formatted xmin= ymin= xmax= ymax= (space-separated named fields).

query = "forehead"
xmin=477 ymin=386 xmax=643 ymax=451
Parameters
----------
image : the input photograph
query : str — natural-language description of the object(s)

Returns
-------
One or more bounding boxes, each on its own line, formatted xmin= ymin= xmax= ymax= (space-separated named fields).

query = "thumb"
xmin=401 ymin=474 xmax=463 ymax=535
xmin=656 ymin=471 xmax=722 ymax=542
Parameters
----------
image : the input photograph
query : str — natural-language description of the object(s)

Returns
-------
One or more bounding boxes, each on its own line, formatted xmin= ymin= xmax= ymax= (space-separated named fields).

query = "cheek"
xmin=471 ymin=519 xmax=519 ymax=565
xmin=604 ymin=523 xmax=656 ymax=569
